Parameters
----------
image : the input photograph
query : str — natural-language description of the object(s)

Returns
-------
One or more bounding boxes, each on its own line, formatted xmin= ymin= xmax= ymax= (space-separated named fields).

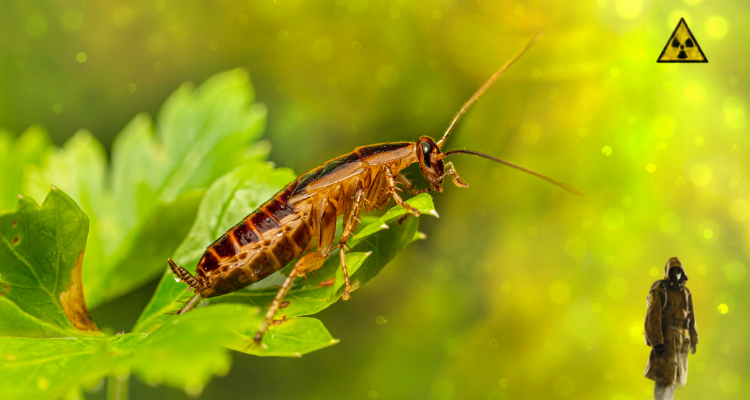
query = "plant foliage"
xmin=0 ymin=70 xmax=436 ymax=399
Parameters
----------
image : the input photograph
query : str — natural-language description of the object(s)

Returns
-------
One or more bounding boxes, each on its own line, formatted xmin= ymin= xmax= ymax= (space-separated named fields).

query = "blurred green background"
xmin=1 ymin=0 xmax=747 ymax=399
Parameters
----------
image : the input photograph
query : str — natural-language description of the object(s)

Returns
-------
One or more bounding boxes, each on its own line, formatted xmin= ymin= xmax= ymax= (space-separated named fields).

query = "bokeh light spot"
xmin=689 ymin=163 xmax=712 ymax=186
xmin=591 ymin=302 xmax=602 ymax=313
xmin=578 ymin=127 xmax=589 ymax=138
xmin=375 ymin=316 xmax=387 ymax=324
xmin=488 ymin=339 xmax=499 ymax=349
xmin=718 ymin=303 xmax=728 ymax=314
xmin=500 ymin=282 xmax=511 ymax=293
xmin=604 ymin=254 xmax=615 ymax=265
xmin=652 ymin=114 xmax=675 ymax=137
xmin=723 ymin=96 xmax=746 ymax=129
xmin=549 ymin=281 xmax=571 ymax=304
xmin=351 ymin=41 xmax=362 ymax=51
xmin=60 ymin=9 xmax=84 ymax=31
xmin=706 ymin=16 xmax=729 ymax=39
xmin=616 ymin=0 xmax=642 ymax=19
xmin=128 ymin=83 xmax=138 ymax=93
xmin=112 ymin=7 xmax=136 ymax=28
xmin=649 ymin=267 xmax=659 ymax=277
xmin=52 ymin=103 xmax=63 ymax=114
xmin=719 ymin=370 xmax=740 ymax=393
xmin=602 ymin=146 xmax=612 ymax=156
xmin=645 ymin=164 xmax=656 ymax=173
xmin=76 ymin=52 xmax=87 ymax=63
xmin=703 ymin=228 xmax=714 ymax=239
xmin=695 ymin=361 xmax=706 ymax=372
xmin=498 ymin=378 xmax=509 ymax=389
xmin=26 ymin=15 xmax=48 ymax=37
xmin=697 ymin=264 xmax=707 ymax=275
xmin=609 ymin=67 xmax=620 ymax=78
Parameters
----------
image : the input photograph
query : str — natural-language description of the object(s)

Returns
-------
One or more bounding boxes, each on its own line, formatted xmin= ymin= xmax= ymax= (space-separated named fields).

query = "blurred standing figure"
xmin=643 ymin=257 xmax=699 ymax=400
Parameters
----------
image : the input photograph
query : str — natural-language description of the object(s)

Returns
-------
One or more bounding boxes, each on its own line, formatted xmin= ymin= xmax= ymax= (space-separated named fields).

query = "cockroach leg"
xmin=178 ymin=293 xmax=202 ymax=314
xmin=385 ymin=168 xmax=420 ymax=217
xmin=318 ymin=277 xmax=336 ymax=287
xmin=396 ymin=173 xmax=419 ymax=195
xmin=338 ymin=188 xmax=366 ymax=300
xmin=440 ymin=161 xmax=469 ymax=188
xmin=254 ymin=251 xmax=327 ymax=345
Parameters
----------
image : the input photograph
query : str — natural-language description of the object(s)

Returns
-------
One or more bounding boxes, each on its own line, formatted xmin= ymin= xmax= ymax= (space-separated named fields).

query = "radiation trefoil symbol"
xmin=657 ymin=18 xmax=707 ymax=63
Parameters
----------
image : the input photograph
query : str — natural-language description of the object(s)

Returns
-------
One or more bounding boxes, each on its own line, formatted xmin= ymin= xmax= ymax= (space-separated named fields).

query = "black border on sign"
xmin=657 ymin=17 xmax=708 ymax=63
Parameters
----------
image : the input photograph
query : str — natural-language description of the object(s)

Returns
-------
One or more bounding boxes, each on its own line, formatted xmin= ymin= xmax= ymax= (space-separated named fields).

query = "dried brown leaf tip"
xmin=59 ymin=250 xmax=98 ymax=332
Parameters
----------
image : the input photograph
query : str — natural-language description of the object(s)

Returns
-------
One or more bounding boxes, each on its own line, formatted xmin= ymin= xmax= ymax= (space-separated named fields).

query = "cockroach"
xmin=169 ymin=35 xmax=583 ymax=345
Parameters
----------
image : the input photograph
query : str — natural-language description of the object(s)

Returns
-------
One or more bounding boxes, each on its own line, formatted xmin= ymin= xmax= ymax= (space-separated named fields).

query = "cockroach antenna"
xmin=441 ymin=149 xmax=586 ymax=198
xmin=437 ymin=32 xmax=543 ymax=149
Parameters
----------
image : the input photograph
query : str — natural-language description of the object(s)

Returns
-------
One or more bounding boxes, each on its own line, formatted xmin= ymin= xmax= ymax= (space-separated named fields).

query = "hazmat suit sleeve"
xmin=644 ymin=284 xmax=664 ymax=347
xmin=687 ymin=287 xmax=698 ymax=344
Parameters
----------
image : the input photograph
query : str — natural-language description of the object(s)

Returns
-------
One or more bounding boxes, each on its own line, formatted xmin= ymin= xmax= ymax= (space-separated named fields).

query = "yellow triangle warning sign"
xmin=657 ymin=18 xmax=708 ymax=63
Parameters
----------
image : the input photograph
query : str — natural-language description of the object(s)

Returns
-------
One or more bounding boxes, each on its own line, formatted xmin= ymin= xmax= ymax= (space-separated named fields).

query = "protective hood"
xmin=664 ymin=256 xmax=688 ymax=283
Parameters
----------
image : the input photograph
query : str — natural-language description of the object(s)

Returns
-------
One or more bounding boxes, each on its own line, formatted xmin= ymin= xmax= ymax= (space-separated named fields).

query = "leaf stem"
xmin=107 ymin=373 xmax=129 ymax=400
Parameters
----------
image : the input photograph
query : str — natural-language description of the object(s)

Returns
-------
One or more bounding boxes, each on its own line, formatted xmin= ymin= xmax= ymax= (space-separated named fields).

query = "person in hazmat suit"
xmin=643 ymin=257 xmax=699 ymax=400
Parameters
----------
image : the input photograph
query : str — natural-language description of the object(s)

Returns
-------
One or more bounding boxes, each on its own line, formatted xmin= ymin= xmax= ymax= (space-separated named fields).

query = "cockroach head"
xmin=416 ymin=136 xmax=446 ymax=192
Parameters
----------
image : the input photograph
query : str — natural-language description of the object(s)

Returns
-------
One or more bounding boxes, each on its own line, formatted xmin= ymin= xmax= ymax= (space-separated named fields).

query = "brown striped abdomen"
xmin=195 ymin=184 xmax=314 ymax=297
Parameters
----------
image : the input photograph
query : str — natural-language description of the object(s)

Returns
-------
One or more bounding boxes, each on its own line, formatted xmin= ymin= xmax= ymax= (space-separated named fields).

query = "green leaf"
xmin=0 ymin=188 xmax=98 ymax=336
xmin=0 ymin=303 xmax=267 ymax=400
xmin=22 ymin=69 xmax=269 ymax=307
xmin=133 ymin=162 xmax=297 ymax=333
xmin=0 ymin=189 xmax=329 ymax=400
xmin=0 ymin=126 xmax=51 ymax=212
